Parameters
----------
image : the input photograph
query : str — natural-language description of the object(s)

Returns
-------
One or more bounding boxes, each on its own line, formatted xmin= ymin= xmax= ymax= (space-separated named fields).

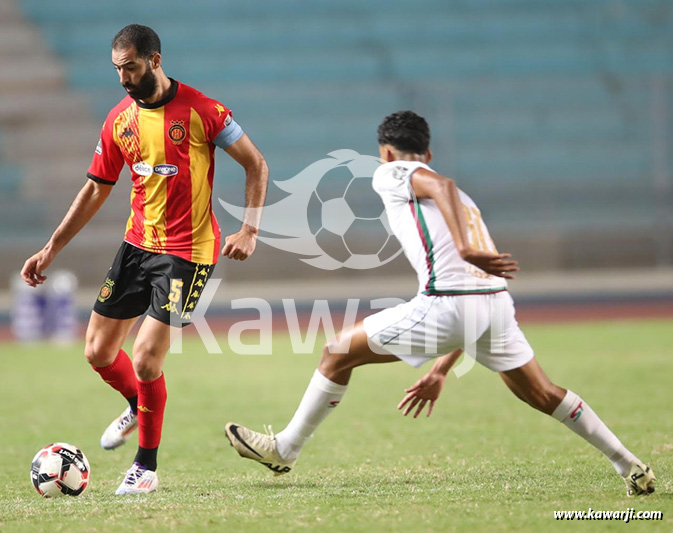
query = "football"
xmin=30 ymin=443 xmax=90 ymax=498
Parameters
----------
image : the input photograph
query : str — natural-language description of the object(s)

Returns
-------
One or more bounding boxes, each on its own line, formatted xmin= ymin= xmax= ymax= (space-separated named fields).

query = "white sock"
xmin=275 ymin=370 xmax=347 ymax=461
xmin=551 ymin=390 xmax=636 ymax=476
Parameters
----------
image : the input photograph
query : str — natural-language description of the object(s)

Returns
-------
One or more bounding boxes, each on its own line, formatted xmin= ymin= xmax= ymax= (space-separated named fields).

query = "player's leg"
xmin=500 ymin=358 xmax=655 ymax=495
xmin=498 ymin=357 xmax=564 ymax=415
xmin=480 ymin=291 xmax=654 ymax=495
xmin=85 ymin=311 xmax=140 ymax=449
xmin=225 ymin=295 xmax=460 ymax=474
xmin=85 ymin=310 xmax=139 ymax=402
xmin=319 ymin=321 xmax=401 ymax=384
xmin=116 ymin=255 xmax=214 ymax=494
xmin=115 ymin=316 xmax=173 ymax=495
xmin=225 ymin=322 xmax=398 ymax=474
xmin=89 ymin=243 xmax=153 ymax=451
xmin=274 ymin=323 xmax=399 ymax=459
xmin=130 ymin=316 xmax=173 ymax=468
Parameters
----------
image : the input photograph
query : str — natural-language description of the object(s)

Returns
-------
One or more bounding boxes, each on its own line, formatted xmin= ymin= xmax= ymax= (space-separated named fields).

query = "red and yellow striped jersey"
xmin=88 ymin=79 xmax=232 ymax=265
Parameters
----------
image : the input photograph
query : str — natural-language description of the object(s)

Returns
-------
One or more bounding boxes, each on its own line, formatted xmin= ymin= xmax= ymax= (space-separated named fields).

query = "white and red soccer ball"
xmin=30 ymin=443 xmax=90 ymax=498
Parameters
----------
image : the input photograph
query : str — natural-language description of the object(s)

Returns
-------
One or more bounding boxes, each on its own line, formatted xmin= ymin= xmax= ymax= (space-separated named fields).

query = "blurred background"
xmin=1 ymin=0 xmax=672 ymax=339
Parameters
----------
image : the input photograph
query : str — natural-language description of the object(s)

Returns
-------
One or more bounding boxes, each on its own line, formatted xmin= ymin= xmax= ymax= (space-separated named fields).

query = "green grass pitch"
xmin=0 ymin=319 xmax=671 ymax=532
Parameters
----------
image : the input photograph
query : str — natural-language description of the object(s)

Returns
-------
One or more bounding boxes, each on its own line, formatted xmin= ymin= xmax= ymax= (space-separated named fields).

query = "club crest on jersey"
xmin=98 ymin=278 xmax=114 ymax=302
xmin=168 ymin=120 xmax=186 ymax=145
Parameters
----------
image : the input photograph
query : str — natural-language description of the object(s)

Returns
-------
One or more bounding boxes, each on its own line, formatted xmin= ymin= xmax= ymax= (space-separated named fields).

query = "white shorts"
xmin=363 ymin=291 xmax=534 ymax=373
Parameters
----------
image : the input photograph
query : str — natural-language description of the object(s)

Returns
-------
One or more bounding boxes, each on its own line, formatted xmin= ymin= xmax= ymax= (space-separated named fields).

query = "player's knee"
xmin=319 ymin=341 xmax=355 ymax=378
xmin=132 ymin=345 xmax=162 ymax=381
xmin=84 ymin=335 xmax=117 ymax=367
xmin=132 ymin=355 xmax=160 ymax=382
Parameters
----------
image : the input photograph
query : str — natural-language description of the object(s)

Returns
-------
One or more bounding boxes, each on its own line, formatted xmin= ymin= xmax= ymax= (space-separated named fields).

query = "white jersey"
xmin=372 ymin=161 xmax=507 ymax=295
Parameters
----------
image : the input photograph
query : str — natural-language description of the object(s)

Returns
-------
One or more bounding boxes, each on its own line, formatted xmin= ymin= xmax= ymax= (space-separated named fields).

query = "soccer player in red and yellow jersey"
xmin=21 ymin=24 xmax=269 ymax=494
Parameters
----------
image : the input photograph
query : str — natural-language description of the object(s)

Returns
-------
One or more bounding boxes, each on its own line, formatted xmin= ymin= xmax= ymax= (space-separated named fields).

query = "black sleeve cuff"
xmin=87 ymin=172 xmax=116 ymax=185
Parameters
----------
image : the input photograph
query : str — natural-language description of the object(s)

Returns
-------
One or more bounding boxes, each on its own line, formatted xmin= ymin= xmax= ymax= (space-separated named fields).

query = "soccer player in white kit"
xmin=226 ymin=111 xmax=655 ymax=496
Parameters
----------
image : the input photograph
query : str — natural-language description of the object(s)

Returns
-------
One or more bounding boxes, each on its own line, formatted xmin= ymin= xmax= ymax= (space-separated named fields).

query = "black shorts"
xmin=93 ymin=242 xmax=215 ymax=327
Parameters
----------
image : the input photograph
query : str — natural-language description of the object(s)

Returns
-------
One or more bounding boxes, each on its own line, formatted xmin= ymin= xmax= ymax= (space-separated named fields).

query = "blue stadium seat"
xmin=0 ymin=163 xmax=21 ymax=195
xmin=16 ymin=0 xmax=672 ymax=237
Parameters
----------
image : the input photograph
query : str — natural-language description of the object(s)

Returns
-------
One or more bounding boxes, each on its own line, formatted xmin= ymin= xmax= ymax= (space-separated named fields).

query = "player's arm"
xmin=21 ymin=180 xmax=113 ymax=287
xmin=397 ymin=349 xmax=463 ymax=418
xmin=221 ymin=133 xmax=269 ymax=260
xmin=410 ymin=168 xmax=518 ymax=279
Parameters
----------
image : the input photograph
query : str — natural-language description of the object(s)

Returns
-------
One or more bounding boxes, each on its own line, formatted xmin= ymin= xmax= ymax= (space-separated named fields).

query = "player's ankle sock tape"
xmin=127 ymin=395 xmax=138 ymax=415
xmin=92 ymin=350 xmax=138 ymax=399
xmin=134 ymin=447 xmax=158 ymax=472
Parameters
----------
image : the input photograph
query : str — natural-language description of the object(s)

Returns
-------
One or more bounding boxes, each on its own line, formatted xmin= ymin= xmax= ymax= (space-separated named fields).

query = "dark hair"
xmin=112 ymin=24 xmax=161 ymax=59
xmin=377 ymin=111 xmax=430 ymax=154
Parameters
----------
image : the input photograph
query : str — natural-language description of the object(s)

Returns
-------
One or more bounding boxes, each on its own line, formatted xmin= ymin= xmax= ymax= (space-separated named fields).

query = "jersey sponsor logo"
xmin=95 ymin=139 xmax=103 ymax=155
xmin=168 ymin=120 xmax=186 ymax=145
xmin=132 ymin=161 xmax=153 ymax=176
xmin=214 ymin=103 xmax=226 ymax=116
xmin=153 ymin=164 xmax=179 ymax=177
xmin=132 ymin=162 xmax=179 ymax=177
xmin=97 ymin=278 xmax=114 ymax=302
xmin=120 ymin=128 xmax=135 ymax=138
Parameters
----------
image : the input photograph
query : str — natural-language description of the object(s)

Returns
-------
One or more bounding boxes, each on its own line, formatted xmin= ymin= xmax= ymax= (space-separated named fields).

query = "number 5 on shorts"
xmin=168 ymin=279 xmax=184 ymax=303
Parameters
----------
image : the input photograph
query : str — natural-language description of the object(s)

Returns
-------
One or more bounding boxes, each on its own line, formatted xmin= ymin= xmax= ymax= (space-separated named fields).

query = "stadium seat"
xmin=13 ymin=0 xmax=672 ymax=254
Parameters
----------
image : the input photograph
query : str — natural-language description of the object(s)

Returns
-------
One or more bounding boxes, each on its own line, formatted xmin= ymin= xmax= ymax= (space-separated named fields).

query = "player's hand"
xmin=221 ymin=228 xmax=257 ymax=260
xmin=462 ymin=250 xmax=519 ymax=279
xmin=21 ymin=248 xmax=55 ymax=287
xmin=397 ymin=372 xmax=447 ymax=418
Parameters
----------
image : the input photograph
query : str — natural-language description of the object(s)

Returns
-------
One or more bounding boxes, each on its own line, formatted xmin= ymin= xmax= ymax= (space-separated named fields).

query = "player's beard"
xmin=123 ymin=63 xmax=158 ymax=101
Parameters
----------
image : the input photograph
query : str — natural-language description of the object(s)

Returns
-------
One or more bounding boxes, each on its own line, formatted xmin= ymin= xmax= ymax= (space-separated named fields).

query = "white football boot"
xmin=623 ymin=461 xmax=655 ymax=496
xmin=225 ymin=423 xmax=296 ymax=476
xmin=115 ymin=462 xmax=158 ymax=495
xmin=101 ymin=406 xmax=138 ymax=450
